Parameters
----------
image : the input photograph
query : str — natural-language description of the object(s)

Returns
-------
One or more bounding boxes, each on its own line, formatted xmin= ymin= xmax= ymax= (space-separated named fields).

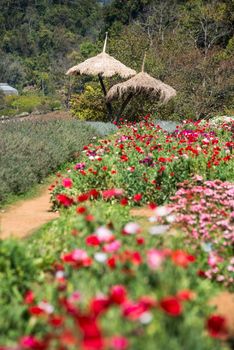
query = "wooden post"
xmin=114 ymin=92 xmax=133 ymax=123
xmin=98 ymin=74 xmax=113 ymax=120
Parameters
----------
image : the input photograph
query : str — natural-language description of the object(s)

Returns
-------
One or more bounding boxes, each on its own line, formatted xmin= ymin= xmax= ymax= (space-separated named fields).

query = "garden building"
xmin=0 ymin=83 xmax=18 ymax=96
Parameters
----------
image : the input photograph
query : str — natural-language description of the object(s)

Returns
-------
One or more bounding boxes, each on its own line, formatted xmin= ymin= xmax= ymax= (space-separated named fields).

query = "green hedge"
xmin=0 ymin=119 xmax=98 ymax=203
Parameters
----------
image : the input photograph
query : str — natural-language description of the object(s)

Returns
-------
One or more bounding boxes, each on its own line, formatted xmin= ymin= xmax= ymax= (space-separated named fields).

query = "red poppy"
xmin=171 ymin=250 xmax=195 ymax=268
xmin=76 ymin=206 xmax=87 ymax=214
xmin=159 ymin=296 xmax=182 ymax=317
xmin=86 ymin=235 xmax=100 ymax=246
xmin=56 ymin=194 xmax=74 ymax=207
xmin=206 ymin=314 xmax=228 ymax=339
xmin=109 ymin=285 xmax=127 ymax=305
xmin=133 ymin=194 xmax=142 ymax=202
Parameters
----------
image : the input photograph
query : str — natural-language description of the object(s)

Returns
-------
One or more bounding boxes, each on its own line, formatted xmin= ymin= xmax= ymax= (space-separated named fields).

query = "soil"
xmin=210 ymin=292 xmax=234 ymax=336
xmin=0 ymin=188 xmax=59 ymax=239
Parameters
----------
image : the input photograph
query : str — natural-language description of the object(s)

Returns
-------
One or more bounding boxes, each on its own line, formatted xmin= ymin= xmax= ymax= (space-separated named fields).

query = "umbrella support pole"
xmin=114 ymin=93 xmax=133 ymax=123
xmin=98 ymin=74 xmax=113 ymax=119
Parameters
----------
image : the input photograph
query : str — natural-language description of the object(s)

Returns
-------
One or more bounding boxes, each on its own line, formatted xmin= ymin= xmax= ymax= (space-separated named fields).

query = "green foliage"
xmin=0 ymin=119 xmax=98 ymax=203
xmin=0 ymin=94 xmax=62 ymax=116
xmin=70 ymin=84 xmax=107 ymax=121
xmin=0 ymin=239 xmax=37 ymax=342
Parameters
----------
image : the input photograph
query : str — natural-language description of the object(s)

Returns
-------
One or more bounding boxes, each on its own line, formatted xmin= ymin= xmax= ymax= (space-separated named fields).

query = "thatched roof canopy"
xmin=66 ymin=33 xmax=136 ymax=79
xmin=106 ymin=71 xmax=177 ymax=104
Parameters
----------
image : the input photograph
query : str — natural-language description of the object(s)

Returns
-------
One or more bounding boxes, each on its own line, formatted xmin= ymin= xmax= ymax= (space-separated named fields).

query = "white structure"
xmin=0 ymin=83 xmax=18 ymax=96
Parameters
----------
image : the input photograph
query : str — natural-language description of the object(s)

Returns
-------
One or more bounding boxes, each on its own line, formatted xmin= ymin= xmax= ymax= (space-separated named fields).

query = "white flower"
xmin=139 ymin=312 xmax=153 ymax=324
xmin=55 ymin=271 xmax=65 ymax=279
xmin=123 ymin=222 xmax=140 ymax=234
xmin=94 ymin=253 xmax=107 ymax=263
xmin=148 ymin=225 xmax=169 ymax=235
xmin=148 ymin=216 xmax=157 ymax=223
xmin=154 ymin=206 xmax=170 ymax=217
xmin=38 ymin=301 xmax=54 ymax=314
xmin=96 ymin=226 xmax=113 ymax=242
xmin=166 ymin=215 xmax=176 ymax=223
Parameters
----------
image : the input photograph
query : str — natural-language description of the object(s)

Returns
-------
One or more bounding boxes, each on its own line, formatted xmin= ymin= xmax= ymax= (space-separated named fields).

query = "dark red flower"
xmin=206 ymin=314 xmax=228 ymax=339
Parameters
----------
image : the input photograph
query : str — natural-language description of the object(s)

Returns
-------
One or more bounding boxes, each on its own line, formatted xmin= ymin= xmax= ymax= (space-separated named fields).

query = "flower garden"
xmin=1 ymin=116 xmax=234 ymax=350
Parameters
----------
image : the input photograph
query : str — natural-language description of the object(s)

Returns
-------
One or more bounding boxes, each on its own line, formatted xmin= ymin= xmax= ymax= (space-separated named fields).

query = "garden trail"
xmin=0 ymin=188 xmax=59 ymax=239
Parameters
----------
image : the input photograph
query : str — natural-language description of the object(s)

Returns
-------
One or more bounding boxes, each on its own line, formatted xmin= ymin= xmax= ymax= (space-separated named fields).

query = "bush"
xmin=0 ymin=119 xmax=98 ymax=203
xmin=70 ymin=83 xmax=107 ymax=121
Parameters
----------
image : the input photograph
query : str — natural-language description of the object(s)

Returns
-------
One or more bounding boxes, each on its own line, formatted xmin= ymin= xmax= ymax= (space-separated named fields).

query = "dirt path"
xmin=0 ymin=189 xmax=59 ymax=239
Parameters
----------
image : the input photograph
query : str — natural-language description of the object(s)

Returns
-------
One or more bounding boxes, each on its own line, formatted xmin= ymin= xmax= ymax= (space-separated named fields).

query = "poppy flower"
xmin=62 ymin=178 xmax=73 ymax=188
xmin=206 ymin=314 xmax=228 ymax=339
xmin=56 ymin=194 xmax=74 ymax=207
xmin=109 ymin=285 xmax=127 ymax=305
xmin=133 ymin=194 xmax=142 ymax=202
xmin=159 ymin=296 xmax=182 ymax=317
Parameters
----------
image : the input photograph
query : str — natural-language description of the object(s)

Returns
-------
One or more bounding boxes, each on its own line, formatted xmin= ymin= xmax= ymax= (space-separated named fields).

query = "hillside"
xmin=0 ymin=0 xmax=233 ymax=118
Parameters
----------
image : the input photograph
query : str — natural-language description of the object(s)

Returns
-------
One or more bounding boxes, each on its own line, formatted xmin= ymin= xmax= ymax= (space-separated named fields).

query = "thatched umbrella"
xmin=106 ymin=54 xmax=177 ymax=122
xmin=66 ymin=33 xmax=136 ymax=119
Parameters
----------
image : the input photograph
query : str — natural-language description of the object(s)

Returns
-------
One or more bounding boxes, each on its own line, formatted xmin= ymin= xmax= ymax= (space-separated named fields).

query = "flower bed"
xmin=51 ymin=117 xmax=233 ymax=209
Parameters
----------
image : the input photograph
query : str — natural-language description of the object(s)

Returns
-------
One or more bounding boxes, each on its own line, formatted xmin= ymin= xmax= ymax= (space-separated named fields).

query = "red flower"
xmin=90 ymin=296 xmax=110 ymax=316
xmin=206 ymin=314 xmax=228 ymax=339
xmin=77 ymin=193 xmax=89 ymax=202
xmin=89 ymin=189 xmax=99 ymax=199
xmin=56 ymin=194 xmax=74 ymax=207
xmin=24 ymin=290 xmax=34 ymax=304
xmin=120 ymin=198 xmax=128 ymax=206
xmin=176 ymin=289 xmax=195 ymax=301
xmin=133 ymin=193 xmax=142 ymax=202
xmin=159 ymin=296 xmax=182 ymax=317
xmin=171 ymin=250 xmax=195 ymax=268
xmin=86 ymin=235 xmax=100 ymax=246
xmin=49 ymin=315 xmax=64 ymax=327
xmin=107 ymin=256 xmax=117 ymax=269
xmin=109 ymin=285 xmax=127 ymax=305
xmin=76 ymin=206 xmax=87 ymax=214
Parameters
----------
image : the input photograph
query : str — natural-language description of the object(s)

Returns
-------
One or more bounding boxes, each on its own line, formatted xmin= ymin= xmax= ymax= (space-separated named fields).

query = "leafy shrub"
xmin=86 ymin=121 xmax=118 ymax=136
xmin=70 ymin=83 xmax=107 ymax=121
xmin=0 ymin=119 xmax=98 ymax=203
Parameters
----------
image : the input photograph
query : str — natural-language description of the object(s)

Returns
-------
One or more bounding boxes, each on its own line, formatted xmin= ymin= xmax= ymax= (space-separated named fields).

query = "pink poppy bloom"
xmin=62 ymin=178 xmax=73 ymax=188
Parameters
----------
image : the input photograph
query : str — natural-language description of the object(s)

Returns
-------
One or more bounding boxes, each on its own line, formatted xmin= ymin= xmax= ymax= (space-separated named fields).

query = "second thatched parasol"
xmin=106 ymin=54 xmax=177 ymax=122
xmin=66 ymin=33 xmax=136 ymax=119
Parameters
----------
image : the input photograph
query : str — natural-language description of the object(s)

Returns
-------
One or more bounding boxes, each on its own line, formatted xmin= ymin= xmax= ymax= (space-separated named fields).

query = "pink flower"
xmin=62 ymin=178 xmax=73 ymax=188
xmin=147 ymin=249 xmax=165 ymax=270
xmin=103 ymin=240 xmax=121 ymax=253
xmin=111 ymin=336 xmax=129 ymax=350
xmin=102 ymin=188 xmax=124 ymax=199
